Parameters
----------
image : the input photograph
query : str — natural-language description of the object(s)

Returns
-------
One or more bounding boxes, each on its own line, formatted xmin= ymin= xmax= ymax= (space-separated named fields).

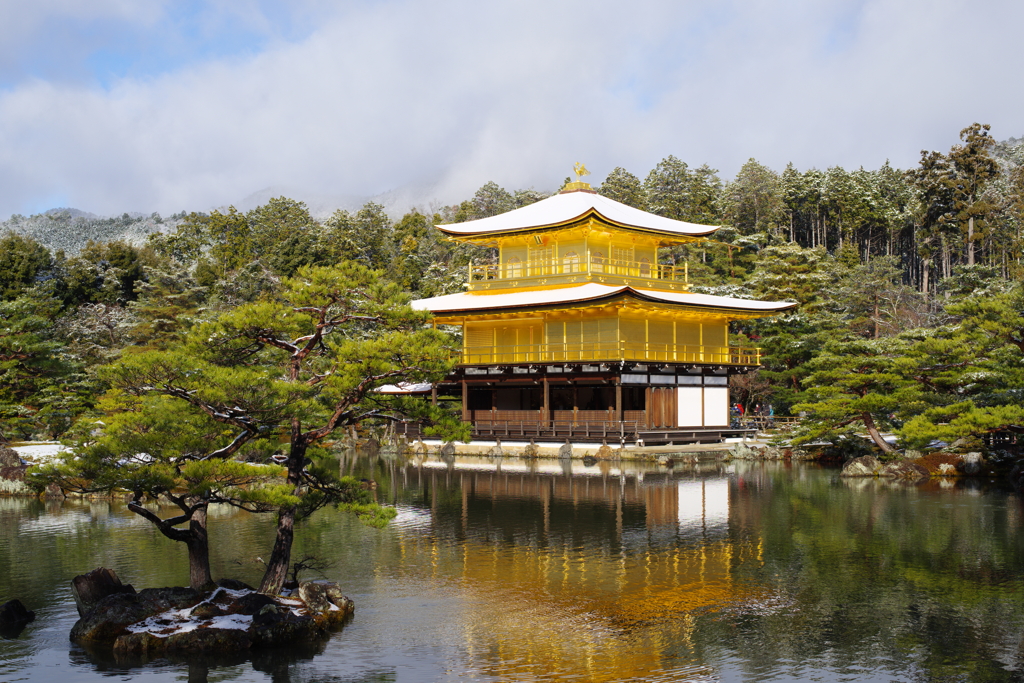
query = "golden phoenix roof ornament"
xmin=561 ymin=162 xmax=593 ymax=193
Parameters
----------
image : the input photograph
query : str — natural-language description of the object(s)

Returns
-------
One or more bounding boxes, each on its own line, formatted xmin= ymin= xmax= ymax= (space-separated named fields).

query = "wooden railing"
xmin=471 ymin=419 xmax=643 ymax=441
xmin=398 ymin=417 xmax=755 ymax=443
xmin=467 ymin=255 xmax=689 ymax=291
xmin=461 ymin=342 xmax=760 ymax=366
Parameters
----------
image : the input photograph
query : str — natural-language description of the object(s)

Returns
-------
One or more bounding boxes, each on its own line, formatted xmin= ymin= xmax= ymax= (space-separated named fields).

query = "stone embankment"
xmin=840 ymin=452 xmax=991 ymax=480
xmin=1 ymin=442 xmax=67 ymax=498
xmin=0 ymin=445 xmax=32 ymax=495
xmin=70 ymin=567 xmax=353 ymax=663
xmin=727 ymin=442 xmax=817 ymax=461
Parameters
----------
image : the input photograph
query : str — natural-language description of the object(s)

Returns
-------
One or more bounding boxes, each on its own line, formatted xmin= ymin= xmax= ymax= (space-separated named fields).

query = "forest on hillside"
xmin=1 ymin=122 xmax=1023 ymax=455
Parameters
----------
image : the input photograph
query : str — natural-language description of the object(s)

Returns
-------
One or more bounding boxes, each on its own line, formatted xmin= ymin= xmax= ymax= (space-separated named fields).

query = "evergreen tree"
xmin=723 ymin=159 xmax=783 ymax=235
xmin=0 ymin=233 xmax=52 ymax=301
xmin=38 ymin=263 xmax=465 ymax=593
xmin=324 ymin=203 xmax=394 ymax=270
xmin=599 ymin=167 xmax=647 ymax=209
xmin=824 ymin=254 xmax=918 ymax=338
xmin=645 ymin=155 xmax=691 ymax=220
xmin=793 ymin=337 xmax=914 ymax=453
xmin=0 ymin=288 xmax=69 ymax=441
xmin=456 ymin=181 xmax=515 ymax=221
xmin=948 ymin=123 xmax=1000 ymax=266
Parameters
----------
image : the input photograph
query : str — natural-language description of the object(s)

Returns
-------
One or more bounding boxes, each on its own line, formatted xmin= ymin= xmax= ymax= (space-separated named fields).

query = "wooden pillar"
xmin=645 ymin=386 xmax=652 ymax=428
xmin=461 ymin=380 xmax=469 ymax=422
xmin=615 ymin=382 xmax=623 ymax=423
xmin=542 ymin=377 xmax=550 ymax=428
xmin=431 ymin=385 xmax=438 ymax=406
xmin=670 ymin=386 xmax=678 ymax=428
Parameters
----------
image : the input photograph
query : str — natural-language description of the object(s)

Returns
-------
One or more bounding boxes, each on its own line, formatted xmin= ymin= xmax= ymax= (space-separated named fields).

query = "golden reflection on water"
xmin=374 ymin=459 xmax=772 ymax=682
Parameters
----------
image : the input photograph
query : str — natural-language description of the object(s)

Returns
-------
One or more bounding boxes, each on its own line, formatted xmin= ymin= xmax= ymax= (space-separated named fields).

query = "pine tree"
xmin=645 ymin=156 xmax=691 ymax=220
xmin=948 ymin=123 xmax=1000 ymax=266
xmin=36 ymin=263 xmax=465 ymax=593
xmin=792 ymin=337 xmax=914 ymax=453
xmin=599 ymin=167 xmax=647 ymax=209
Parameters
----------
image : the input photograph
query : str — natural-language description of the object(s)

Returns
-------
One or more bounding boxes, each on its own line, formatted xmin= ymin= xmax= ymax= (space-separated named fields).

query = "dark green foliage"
xmin=127 ymin=264 xmax=209 ymax=350
xmin=10 ymin=121 xmax=1024 ymax=455
xmin=792 ymin=337 xmax=913 ymax=452
xmin=723 ymin=159 xmax=782 ymax=234
xmin=0 ymin=232 xmax=52 ymax=301
xmin=323 ymin=202 xmax=394 ymax=270
xmin=0 ymin=288 xmax=81 ymax=440
xmin=599 ymin=167 xmax=647 ymax=209
xmin=644 ymin=156 xmax=723 ymax=224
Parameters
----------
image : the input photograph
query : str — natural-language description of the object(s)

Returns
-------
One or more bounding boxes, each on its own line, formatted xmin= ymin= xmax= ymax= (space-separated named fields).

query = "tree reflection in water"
xmin=3 ymin=453 xmax=1024 ymax=682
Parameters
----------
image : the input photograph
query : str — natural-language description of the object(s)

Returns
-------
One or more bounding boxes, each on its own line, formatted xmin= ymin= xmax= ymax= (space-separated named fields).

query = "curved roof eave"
xmin=412 ymin=283 xmax=798 ymax=316
xmin=437 ymin=191 xmax=721 ymax=240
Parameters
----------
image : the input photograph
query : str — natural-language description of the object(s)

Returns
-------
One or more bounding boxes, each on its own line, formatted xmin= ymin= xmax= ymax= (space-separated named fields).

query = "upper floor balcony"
xmin=460 ymin=342 xmax=761 ymax=367
xmin=467 ymin=253 xmax=690 ymax=292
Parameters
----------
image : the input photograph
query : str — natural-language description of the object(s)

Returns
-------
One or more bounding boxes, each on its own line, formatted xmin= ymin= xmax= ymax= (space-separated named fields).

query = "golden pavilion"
xmin=411 ymin=170 xmax=795 ymax=445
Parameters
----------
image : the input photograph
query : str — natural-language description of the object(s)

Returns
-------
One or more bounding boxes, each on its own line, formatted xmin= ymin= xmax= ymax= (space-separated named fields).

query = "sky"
xmin=0 ymin=0 xmax=1022 ymax=220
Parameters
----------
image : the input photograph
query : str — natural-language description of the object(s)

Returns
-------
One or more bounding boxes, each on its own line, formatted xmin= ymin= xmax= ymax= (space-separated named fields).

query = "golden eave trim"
xmin=426 ymin=291 xmax=795 ymax=322
xmin=437 ymin=208 xmax=719 ymax=244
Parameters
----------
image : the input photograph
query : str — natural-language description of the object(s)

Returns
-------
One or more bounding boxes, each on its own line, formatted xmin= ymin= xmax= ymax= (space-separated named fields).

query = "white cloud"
xmin=0 ymin=0 xmax=1022 ymax=219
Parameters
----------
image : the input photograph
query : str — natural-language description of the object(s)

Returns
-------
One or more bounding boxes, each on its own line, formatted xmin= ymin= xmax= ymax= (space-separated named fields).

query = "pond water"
xmin=3 ymin=453 xmax=1024 ymax=682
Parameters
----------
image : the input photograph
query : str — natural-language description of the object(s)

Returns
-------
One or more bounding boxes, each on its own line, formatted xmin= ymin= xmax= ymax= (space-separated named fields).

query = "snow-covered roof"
xmin=412 ymin=283 xmax=796 ymax=315
xmin=438 ymin=190 xmax=720 ymax=240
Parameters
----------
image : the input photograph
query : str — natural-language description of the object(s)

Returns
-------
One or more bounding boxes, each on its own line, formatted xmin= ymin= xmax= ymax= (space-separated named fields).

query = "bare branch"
xmin=127 ymin=502 xmax=192 ymax=543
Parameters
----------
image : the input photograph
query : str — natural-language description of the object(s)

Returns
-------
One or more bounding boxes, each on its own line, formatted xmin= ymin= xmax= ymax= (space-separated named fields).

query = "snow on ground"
xmin=126 ymin=588 xmax=307 ymax=638
xmin=10 ymin=442 xmax=67 ymax=464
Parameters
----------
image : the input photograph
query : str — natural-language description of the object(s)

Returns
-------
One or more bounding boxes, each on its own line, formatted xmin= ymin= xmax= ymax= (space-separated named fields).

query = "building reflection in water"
xmin=371 ymin=455 xmax=768 ymax=682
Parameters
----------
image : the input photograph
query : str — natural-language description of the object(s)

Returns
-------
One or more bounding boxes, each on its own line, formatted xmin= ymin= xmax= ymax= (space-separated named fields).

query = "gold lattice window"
xmin=562 ymin=251 xmax=580 ymax=273
xmin=612 ymin=246 xmax=632 ymax=275
xmin=529 ymin=246 xmax=552 ymax=275
xmin=639 ymin=257 xmax=651 ymax=277
xmin=505 ymin=256 xmax=521 ymax=278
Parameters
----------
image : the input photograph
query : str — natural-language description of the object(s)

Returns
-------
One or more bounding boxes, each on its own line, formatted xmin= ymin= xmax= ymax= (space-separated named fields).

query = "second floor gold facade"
xmin=450 ymin=305 xmax=760 ymax=366
xmin=470 ymin=220 xmax=692 ymax=292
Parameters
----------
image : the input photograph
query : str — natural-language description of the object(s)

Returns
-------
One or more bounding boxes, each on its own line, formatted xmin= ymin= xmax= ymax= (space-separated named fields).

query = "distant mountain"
xmin=992 ymin=136 xmax=1024 ymax=168
xmin=1 ymin=209 xmax=182 ymax=255
xmin=234 ymin=177 xmax=453 ymax=219
xmin=44 ymin=207 xmax=101 ymax=220
xmin=0 ymin=183 xmax=450 ymax=255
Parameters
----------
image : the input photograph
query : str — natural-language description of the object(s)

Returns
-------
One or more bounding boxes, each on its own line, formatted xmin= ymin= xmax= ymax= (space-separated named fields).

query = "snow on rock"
xmin=72 ymin=580 xmax=355 ymax=660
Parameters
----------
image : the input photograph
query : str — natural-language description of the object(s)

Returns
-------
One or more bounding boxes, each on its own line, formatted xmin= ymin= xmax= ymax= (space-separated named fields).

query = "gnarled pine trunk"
xmin=258 ymin=506 xmax=296 ymax=594
xmin=186 ymin=505 xmax=213 ymax=590
xmin=862 ymin=412 xmax=895 ymax=454
xmin=128 ymin=497 xmax=213 ymax=590
xmin=258 ymin=424 xmax=307 ymax=595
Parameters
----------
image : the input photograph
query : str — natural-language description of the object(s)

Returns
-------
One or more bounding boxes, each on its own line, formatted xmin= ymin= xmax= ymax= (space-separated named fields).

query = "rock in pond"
xmin=72 ymin=587 xmax=203 ymax=644
xmin=960 ymin=452 xmax=983 ymax=475
xmin=72 ymin=567 xmax=137 ymax=617
xmin=0 ymin=445 xmax=22 ymax=468
xmin=71 ymin=579 xmax=355 ymax=660
xmin=558 ymin=440 xmax=573 ymax=460
xmin=0 ymin=599 xmax=35 ymax=638
xmin=297 ymin=581 xmax=355 ymax=628
xmin=840 ymin=455 xmax=882 ymax=477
